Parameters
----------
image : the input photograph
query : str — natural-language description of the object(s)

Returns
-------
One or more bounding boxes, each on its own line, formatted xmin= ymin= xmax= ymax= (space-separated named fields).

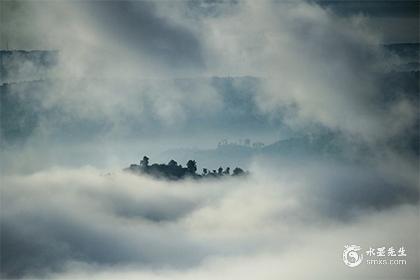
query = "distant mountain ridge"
xmin=0 ymin=50 xmax=58 ymax=84
xmin=162 ymin=132 xmax=356 ymax=168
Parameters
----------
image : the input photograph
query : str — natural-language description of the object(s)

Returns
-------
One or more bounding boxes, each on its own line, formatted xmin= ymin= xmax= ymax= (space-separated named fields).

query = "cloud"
xmin=48 ymin=205 xmax=419 ymax=280
xmin=1 ymin=2 xmax=418 ymax=279
xmin=1 ymin=160 xmax=418 ymax=279
xmin=178 ymin=1 xmax=417 ymax=141
xmin=1 ymin=1 xmax=418 ymax=147
xmin=86 ymin=1 xmax=204 ymax=69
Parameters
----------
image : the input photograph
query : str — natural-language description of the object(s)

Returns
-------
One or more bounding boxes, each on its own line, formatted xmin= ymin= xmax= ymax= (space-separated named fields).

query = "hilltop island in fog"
xmin=125 ymin=156 xmax=247 ymax=180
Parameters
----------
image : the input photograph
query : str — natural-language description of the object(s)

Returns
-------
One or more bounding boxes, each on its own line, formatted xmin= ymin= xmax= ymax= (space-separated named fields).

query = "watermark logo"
xmin=343 ymin=245 xmax=363 ymax=267
xmin=343 ymin=245 xmax=407 ymax=267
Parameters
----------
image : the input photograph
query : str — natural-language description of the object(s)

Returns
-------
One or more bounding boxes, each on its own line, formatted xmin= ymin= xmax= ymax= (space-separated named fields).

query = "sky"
xmin=0 ymin=1 xmax=419 ymax=279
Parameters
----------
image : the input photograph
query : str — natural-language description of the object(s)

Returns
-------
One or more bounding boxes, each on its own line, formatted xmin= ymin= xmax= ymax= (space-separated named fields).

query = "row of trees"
xmin=125 ymin=156 xmax=246 ymax=180
xmin=218 ymin=138 xmax=265 ymax=149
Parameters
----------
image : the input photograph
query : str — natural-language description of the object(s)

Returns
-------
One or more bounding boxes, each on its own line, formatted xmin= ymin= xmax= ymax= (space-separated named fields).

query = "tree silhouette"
xmin=217 ymin=167 xmax=223 ymax=175
xmin=186 ymin=160 xmax=197 ymax=174
xmin=140 ymin=156 xmax=149 ymax=169
xmin=126 ymin=156 xmax=247 ymax=180
xmin=168 ymin=159 xmax=178 ymax=167
xmin=232 ymin=167 xmax=244 ymax=176
xmin=224 ymin=167 xmax=230 ymax=175
xmin=244 ymin=138 xmax=251 ymax=146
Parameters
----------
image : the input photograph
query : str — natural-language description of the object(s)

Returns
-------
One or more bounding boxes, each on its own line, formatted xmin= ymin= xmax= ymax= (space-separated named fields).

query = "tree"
xmin=217 ymin=167 xmax=223 ymax=175
xmin=168 ymin=159 xmax=178 ymax=167
xmin=244 ymin=138 xmax=251 ymax=146
xmin=127 ymin=157 xmax=247 ymax=180
xmin=232 ymin=167 xmax=244 ymax=176
xmin=140 ymin=156 xmax=149 ymax=169
xmin=186 ymin=160 xmax=197 ymax=174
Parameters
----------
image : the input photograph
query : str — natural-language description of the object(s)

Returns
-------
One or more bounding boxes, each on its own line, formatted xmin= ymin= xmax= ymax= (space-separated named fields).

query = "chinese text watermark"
xmin=343 ymin=245 xmax=407 ymax=267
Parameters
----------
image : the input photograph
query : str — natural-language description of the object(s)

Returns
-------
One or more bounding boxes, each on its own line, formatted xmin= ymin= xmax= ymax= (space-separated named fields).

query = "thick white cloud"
xmin=1 ymin=160 xmax=418 ymax=279
xmin=190 ymin=1 xmax=416 ymax=140
xmin=2 ymin=0 xmax=417 ymax=143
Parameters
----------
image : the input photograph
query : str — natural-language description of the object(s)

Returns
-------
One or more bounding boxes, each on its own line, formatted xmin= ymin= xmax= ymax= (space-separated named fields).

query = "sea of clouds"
xmin=1 ymin=158 xmax=419 ymax=279
xmin=1 ymin=1 xmax=419 ymax=279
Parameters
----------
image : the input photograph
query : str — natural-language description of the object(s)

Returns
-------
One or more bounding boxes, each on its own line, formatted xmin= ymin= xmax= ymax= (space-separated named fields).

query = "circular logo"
xmin=343 ymin=245 xmax=363 ymax=267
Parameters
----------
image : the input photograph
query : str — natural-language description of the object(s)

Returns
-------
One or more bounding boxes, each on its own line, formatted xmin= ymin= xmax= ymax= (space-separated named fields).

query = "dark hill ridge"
xmin=163 ymin=132 xmax=348 ymax=165
xmin=125 ymin=156 xmax=247 ymax=180
xmin=163 ymin=127 xmax=419 ymax=168
xmin=0 ymin=50 xmax=58 ymax=84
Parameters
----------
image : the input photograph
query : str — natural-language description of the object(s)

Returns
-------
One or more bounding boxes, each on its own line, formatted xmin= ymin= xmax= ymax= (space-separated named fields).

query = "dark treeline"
xmin=125 ymin=156 xmax=247 ymax=180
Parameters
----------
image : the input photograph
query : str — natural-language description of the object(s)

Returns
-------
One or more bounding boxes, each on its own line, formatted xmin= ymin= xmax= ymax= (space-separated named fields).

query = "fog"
xmin=1 ymin=161 xmax=419 ymax=279
xmin=1 ymin=0 xmax=419 ymax=279
xmin=1 ymin=1 xmax=417 ymax=147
